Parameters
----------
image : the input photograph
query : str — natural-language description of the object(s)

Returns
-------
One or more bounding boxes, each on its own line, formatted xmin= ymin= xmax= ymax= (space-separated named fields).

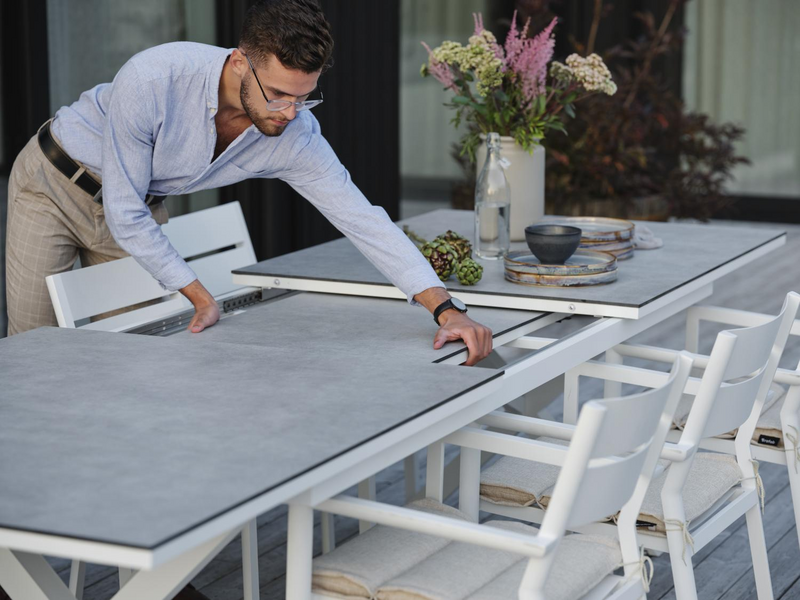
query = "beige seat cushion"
xmin=465 ymin=532 xmax=622 ymax=600
xmin=479 ymin=437 xmax=567 ymax=508
xmin=312 ymin=498 xmax=470 ymax=598
xmin=376 ymin=520 xmax=620 ymax=600
xmin=314 ymin=496 xmax=622 ymax=600
xmin=637 ymin=452 xmax=743 ymax=534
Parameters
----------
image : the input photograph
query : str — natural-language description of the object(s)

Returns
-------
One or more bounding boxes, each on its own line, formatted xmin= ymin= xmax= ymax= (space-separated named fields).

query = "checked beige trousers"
xmin=5 ymin=128 xmax=168 ymax=336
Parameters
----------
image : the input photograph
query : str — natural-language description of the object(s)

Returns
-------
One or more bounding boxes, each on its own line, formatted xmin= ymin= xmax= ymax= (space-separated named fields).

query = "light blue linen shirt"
xmin=51 ymin=42 xmax=444 ymax=302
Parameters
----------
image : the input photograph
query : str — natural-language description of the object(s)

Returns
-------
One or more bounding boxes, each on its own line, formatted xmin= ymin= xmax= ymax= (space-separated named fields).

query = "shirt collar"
xmin=205 ymin=47 xmax=235 ymax=116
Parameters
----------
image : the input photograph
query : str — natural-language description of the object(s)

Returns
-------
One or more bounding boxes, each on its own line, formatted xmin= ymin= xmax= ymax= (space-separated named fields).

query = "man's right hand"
xmin=179 ymin=279 xmax=220 ymax=333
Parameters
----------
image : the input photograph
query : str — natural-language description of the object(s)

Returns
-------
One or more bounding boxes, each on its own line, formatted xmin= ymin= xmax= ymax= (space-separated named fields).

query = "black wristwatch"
xmin=433 ymin=297 xmax=468 ymax=325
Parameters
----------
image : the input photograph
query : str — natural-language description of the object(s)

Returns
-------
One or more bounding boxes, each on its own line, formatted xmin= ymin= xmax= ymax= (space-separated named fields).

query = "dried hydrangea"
xmin=428 ymin=39 xmax=503 ymax=96
xmin=564 ymin=53 xmax=617 ymax=95
xmin=549 ymin=61 xmax=573 ymax=84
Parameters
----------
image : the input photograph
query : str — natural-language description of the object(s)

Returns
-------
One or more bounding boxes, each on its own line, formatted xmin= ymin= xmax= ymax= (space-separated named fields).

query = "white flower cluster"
xmin=431 ymin=32 xmax=503 ymax=97
xmin=552 ymin=53 xmax=617 ymax=95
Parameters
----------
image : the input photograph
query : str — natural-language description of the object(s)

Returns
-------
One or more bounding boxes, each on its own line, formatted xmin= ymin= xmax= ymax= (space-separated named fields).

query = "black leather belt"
xmin=37 ymin=120 xmax=165 ymax=206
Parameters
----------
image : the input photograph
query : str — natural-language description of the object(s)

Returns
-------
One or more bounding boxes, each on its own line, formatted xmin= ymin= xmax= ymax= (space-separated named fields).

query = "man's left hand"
xmin=434 ymin=311 xmax=493 ymax=366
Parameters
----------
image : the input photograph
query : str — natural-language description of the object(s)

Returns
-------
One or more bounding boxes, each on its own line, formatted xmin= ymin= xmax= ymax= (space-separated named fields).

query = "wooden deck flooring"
xmin=49 ymin=220 xmax=800 ymax=599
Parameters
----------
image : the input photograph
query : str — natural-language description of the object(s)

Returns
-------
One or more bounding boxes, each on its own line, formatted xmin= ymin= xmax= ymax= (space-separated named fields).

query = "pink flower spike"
xmin=421 ymin=41 xmax=458 ymax=92
xmin=473 ymin=13 xmax=485 ymax=36
xmin=508 ymin=16 xmax=557 ymax=102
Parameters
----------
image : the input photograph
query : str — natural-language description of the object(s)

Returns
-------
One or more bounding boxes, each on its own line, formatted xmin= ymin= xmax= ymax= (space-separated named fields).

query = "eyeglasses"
xmin=244 ymin=54 xmax=324 ymax=112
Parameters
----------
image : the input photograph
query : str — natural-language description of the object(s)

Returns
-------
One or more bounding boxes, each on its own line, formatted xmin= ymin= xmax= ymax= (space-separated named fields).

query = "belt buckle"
xmin=92 ymin=188 xmax=103 ymax=205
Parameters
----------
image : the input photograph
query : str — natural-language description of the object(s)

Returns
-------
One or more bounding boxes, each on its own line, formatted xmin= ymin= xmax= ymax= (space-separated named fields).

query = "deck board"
xmin=67 ymin=220 xmax=800 ymax=599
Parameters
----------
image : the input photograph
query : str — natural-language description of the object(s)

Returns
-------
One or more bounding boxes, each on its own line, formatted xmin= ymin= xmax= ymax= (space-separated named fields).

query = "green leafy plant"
xmin=538 ymin=0 xmax=749 ymax=220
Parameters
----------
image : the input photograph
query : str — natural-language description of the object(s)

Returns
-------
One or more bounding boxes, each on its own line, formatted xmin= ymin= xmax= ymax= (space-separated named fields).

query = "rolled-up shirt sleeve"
xmin=101 ymin=60 xmax=197 ymax=291
xmin=282 ymin=118 xmax=445 ymax=304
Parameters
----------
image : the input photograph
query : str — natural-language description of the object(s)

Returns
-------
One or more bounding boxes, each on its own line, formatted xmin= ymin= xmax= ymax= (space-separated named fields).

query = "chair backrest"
xmin=682 ymin=292 xmax=800 ymax=449
xmin=519 ymin=353 xmax=693 ymax=597
xmin=46 ymin=201 xmax=256 ymax=328
xmin=540 ymin=353 xmax=693 ymax=536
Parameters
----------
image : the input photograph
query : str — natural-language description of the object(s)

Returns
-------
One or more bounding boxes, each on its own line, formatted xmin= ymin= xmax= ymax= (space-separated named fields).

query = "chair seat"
xmin=312 ymin=500 xmax=622 ymax=600
xmin=479 ymin=437 xmax=567 ymax=508
xmin=638 ymin=452 xmax=743 ymax=533
xmin=481 ymin=447 xmax=742 ymax=536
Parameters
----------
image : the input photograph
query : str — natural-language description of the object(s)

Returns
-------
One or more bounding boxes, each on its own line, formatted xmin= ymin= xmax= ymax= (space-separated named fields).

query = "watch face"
xmin=451 ymin=298 xmax=467 ymax=311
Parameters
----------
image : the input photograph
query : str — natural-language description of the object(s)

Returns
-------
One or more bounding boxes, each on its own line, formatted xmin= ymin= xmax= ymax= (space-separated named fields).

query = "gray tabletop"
xmin=0 ymin=293 xmax=539 ymax=549
xmin=234 ymin=209 xmax=785 ymax=310
xmin=180 ymin=291 xmax=545 ymax=364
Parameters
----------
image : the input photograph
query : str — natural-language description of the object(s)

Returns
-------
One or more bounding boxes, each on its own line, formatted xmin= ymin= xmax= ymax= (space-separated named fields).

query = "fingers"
xmin=187 ymin=307 xmax=220 ymax=334
xmin=189 ymin=315 xmax=206 ymax=333
xmin=433 ymin=326 xmax=459 ymax=349
xmin=434 ymin=317 xmax=493 ymax=365
xmin=461 ymin=327 xmax=481 ymax=366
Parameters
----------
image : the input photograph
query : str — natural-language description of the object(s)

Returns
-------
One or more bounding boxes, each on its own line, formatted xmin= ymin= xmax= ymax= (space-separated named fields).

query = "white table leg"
xmin=118 ymin=567 xmax=135 ymax=588
xmin=241 ymin=519 xmax=260 ymax=600
xmin=109 ymin=529 xmax=238 ymax=600
xmin=68 ymin=560 xmax=85 ymax=599
xmin=0 ymin=548 xmax=75 ymax=600
xmin=286 ymin=503 xmax=314 ymax=600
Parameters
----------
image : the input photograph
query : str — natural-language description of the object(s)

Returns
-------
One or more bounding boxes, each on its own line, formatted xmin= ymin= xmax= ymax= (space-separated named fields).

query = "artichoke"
xmin=455 ymin=258 xmax=483 ymax=286
xmin=436 ymin=230 xmax=472 ymax=262
xmin=421 ymin=239 xmax=458 ymax=281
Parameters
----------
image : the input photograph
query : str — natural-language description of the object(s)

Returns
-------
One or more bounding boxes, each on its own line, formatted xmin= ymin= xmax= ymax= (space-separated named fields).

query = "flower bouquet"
xmin=421 ymin=12 xmax=617 ymax=163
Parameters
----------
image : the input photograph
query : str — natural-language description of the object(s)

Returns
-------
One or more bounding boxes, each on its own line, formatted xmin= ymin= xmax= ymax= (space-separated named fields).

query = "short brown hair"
xmin=239 ymin=0 xmax=334 ymax=73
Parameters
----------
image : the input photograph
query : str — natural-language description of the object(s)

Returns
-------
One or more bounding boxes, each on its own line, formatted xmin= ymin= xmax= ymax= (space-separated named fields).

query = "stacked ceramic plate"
xmin=504 ymin=249 xmax=617 ymax=287
xmin=539 ymin=216 xmax=636 ymax=260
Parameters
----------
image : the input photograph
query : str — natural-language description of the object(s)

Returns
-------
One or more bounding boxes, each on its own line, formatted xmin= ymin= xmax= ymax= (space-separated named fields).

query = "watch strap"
xmin=433 ymin=299 xmax=467 ymax=326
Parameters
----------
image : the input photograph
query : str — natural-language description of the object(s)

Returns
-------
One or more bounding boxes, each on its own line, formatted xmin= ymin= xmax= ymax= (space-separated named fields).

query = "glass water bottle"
xmin=474 ymin=132 xmax=511 ymax=260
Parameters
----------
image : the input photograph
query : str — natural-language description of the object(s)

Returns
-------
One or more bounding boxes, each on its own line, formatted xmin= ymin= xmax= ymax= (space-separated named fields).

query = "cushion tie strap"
xmin=622 ymin=547 xmax=654 ymax=593
xmin=664 ymin=519 xmax=695 ymax=564
xmin=785 ymin=425 xmax=800 ymax=474
xmin=740 ymin=459 xmax=766 ymax=514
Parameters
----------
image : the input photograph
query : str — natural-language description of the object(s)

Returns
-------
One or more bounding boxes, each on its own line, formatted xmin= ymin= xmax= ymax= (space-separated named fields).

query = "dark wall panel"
xmin=0 ymin=0 xmax=50 ymax=175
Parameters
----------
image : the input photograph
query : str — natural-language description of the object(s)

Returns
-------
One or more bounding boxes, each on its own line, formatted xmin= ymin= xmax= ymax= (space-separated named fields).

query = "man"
xmin=2 ymin=2 xmax=491 ymax=597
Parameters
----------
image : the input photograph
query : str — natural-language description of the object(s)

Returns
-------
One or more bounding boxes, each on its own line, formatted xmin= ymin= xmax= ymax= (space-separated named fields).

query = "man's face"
xmin=240 ymin=53 xmax=321 ymax=137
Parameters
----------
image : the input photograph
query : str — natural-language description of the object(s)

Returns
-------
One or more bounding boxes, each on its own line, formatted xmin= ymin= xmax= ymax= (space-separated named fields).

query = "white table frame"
xmin=1 ymin=228 xmax=783 ymax=600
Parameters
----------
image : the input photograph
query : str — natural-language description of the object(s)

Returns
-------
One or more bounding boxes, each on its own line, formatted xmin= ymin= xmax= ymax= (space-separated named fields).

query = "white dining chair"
xmin=44 ymin=201 xmax=261 ymax=600
xmin=303 ymin=352 xmax=693 ymax=599
xmin=476 ymin=292 xmax=800 ymax=600
xmin=46 ymin=201 xmax=258 ymax=331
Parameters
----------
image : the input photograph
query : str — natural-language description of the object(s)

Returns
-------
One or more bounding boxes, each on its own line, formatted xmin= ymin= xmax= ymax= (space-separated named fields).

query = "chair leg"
xmin=241 ymin=518 xmax=259 ymax=600
xmin=459 ymin=447 xmax=481 ymax=522
xmin=787 ymin=456 xmax=800 ymax=552
xmin=68 ymin=560 xmax=85 ymax=599
xmin=781 ymin=388 xmax=800 ymax=551
xmin=286 ymin=504 xmax=313 ymax=600
xmin=745 ymin=505 xmax=775 ymax=599
xmin=357 ymin=477 xmax=376 ymax=533
xmin=404 ymin=452 xmax=420 ymax=502
xmin=664 ymin=529 xmax=698 ymax=600
xmin=321 ymin=513 xmax=336 ymax=554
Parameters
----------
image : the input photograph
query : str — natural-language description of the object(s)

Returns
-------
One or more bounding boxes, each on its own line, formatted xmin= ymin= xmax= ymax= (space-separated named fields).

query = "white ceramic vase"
xmin=476 ymin=136 xmax=545 ymax=242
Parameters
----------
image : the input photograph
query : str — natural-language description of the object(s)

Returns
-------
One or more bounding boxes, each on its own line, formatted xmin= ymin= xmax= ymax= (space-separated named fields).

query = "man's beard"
xmin=240 ymin=76 xmax=288 ymax=137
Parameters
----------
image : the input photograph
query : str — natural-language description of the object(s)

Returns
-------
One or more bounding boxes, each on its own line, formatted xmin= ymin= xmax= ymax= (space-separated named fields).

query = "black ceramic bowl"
xmin=524 ymin=224 xmax=582 ymax=264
